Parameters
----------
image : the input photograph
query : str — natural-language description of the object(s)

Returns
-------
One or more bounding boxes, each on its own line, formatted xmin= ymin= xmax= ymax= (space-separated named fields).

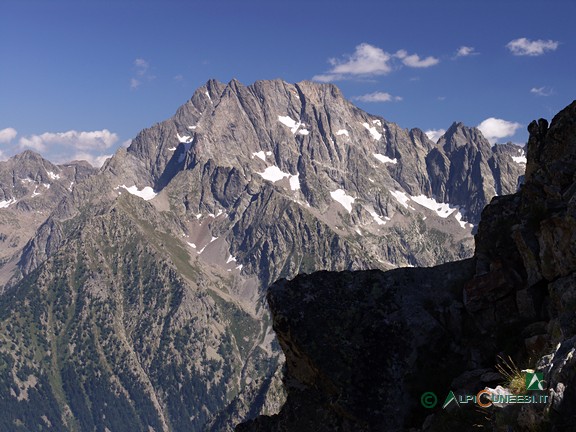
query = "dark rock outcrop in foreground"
xmin=237 ymin=101 xmax=576 ymax=431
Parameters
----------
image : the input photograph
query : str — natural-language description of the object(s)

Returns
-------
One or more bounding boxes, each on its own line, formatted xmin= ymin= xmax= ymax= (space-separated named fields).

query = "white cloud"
xmin=354 ymin=91 xmax=402 ymax=102
xmin=395 ymin=50 xmax=439 ymax=68
xmin=130 ymin=78 xmax=142 ymax=89
xmin=506 ymin=38 xmax=559 ymax=56
xmin=18 ymin=135 xmax=47 ymax=151
xmin=19 ymin=129 xmax=118 ymax=152
xmin=312 ymin=43 xmax=438 ymax=81
xmin=134 ymin=58 xmax=149 ymax=70
xmin=329 ymin=43 xmax=393 ymax=75
xmin=530 ymin=86 xmax=553 ymax=96
xmin=312 ymin=73 xmax=344 ymax=83
xmin=130 ymin=58 xmax=155 ymax=89
xmin=455 ymin=46 xmax=478 ymax=57
xmin=424 ymin=129 xmax=446 ymax=142
xmin=477 ymin=118 xmax=522 ymax=144
xmin=69 ymin=152 xmax=112 ymax=168
xmin=0 ymin=127 xmax=17 ymax=143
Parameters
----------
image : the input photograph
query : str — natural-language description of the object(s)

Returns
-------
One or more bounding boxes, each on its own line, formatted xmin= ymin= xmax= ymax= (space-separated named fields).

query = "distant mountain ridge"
xmin=0 ymin=152 xmax=97 ymax=290
xmin=0 ymin=79 xmax=525 ymax=431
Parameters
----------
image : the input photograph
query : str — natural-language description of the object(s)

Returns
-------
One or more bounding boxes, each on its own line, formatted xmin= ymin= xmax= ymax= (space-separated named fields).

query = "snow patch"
xmin=257 ymin=165 xmax=300 ymax=189
xmin=278 ymin=115 xmax=298 ymax=130
xmin=252 ymin=151 xmax=266 ymax=161
xmin=390 ymin=190 xmax=411 ymax=209
xmin=512 ymin=148 xmax=526 ymax=164
xmin=119 ymin=185 xmax=157 ymax=201
xmin=47 ymin=171 xmax=60 ymax=180
xmin=205 ymin=91 xmax=212 ymax=101
xmin=330 ymin=189 xmax=355 ymax=213
xmin=187 ymin=242 xmax=197 ymax=249
xmin=32 ymin=187 xmax=41 ymax=197
xmin=0 ymin=198 xmax=16 ymax=208
xmin=258 ymin=166 xmax=290 ymax=182
xmin=454 ymin=211 xmax=467 ymax=229
xmin=410 ymin=195 xmax=456 ymax=218
xmin=410 ymin=194 xmax=469 ymax=229
xmin=188 ymin=125 xmax=197 ymax=130
xmin=368 ymin=209 xmax=387 ymax=226
xmin=372 ymin=119 xmax=382 ymax=126
xmin=226 ymin=255 xmax=237 ymax=264
xmin=373 ymin=153 xmax=397 ymax=164
xmin=278 ymin=115 xmax=308 ymax=135
xmin=210 ymin=236 xmax=218 ymax=243
xmin=236 ymin=264 xmax=243 ymax=271
xmin=362 ymin=122 xmax=382 ymax=141
xmin=512 ymin=155 xmax=527 ymax=164
xmin=289 ymin=174 xmax=300 ymax=191
xmin=336 ymin=129 xmax=349 ymax=136
xmin=176 ymin=133 xmax=193 ymax=143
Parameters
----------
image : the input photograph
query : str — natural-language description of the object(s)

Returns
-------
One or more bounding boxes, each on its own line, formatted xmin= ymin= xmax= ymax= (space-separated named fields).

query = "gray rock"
xmin=0 ymin=79 xmax=528 ymax=431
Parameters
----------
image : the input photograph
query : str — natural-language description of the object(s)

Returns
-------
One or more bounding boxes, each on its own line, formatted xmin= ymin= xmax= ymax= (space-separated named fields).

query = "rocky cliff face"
xmin=237 ymin=100 xmax=576 ymax=431
xmin=236 ymin=262 xmax=477 ymax=432
xmin=466 ymin=101 xmax=576 ymax=429
xmin=10 ymin=79 xmax=525 ymax=287
xmin=0 ymin=152 xmax=97 ymax=291
xmin=99 ymin=79 xmax=523 ymax=273
xmin=0 ymin=79 xmax=525 ymax=431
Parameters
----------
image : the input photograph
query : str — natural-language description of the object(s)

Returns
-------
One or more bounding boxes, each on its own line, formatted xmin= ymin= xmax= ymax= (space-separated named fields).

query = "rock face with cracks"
xmin=0 ymin=79 xmax=526 ymax=431
xmin=237 ymin=100 xmax=576 ymax=431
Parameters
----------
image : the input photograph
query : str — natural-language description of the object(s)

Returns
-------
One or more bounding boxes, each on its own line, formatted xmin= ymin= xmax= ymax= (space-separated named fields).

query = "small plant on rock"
xmin=495 ymin=355 xmax=526 ymax=395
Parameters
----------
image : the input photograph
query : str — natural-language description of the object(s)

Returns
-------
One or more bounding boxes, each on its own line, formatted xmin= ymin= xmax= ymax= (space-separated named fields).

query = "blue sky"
xmin=1 ymin=0 xmax=575 ymax=166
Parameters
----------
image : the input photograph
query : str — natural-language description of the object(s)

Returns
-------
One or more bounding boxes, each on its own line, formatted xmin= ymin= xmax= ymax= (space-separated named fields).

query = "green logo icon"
xmin=526 ymin=372 xmax=545 ymax=391
xmin=421 ymin=392 xmax=438 ymax=408
xmin=442 ymin=390 xmax=460 ymax=409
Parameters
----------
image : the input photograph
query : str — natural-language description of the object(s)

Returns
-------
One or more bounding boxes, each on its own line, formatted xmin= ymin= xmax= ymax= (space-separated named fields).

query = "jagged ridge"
xmin=237 ymin=100 xmax=576 ymax=431
xmin=0 ymin=79 xmax=527 ymax=431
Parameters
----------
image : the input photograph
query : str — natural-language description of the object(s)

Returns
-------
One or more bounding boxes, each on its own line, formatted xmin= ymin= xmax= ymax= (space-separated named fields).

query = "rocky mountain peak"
xmin=113 ymin=79 xmax=523 ymax=225
xmin=439 ymin=121 xmax=491 ymax=154
xmin=0 ymin=151 xmax=98 ymax=289
xmin=525 ymin=101 xmax=576 ymax=188
xmin=84 ymin=79 xmax=527 ymax=290
xmin=0 ymin=79 xmax=530 ymax=431
xmin=238 ymin=99 xmax=576 ymax=431
xmin=12 ymin=149 xmax=46 ymax=162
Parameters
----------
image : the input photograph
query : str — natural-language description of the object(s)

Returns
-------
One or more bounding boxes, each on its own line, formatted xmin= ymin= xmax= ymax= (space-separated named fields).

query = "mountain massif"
xmin=238 ymin=101 xmax=576 ymax=431
xmin=0 ymin=79 xmax=526 ymax=431
xmin=0 ymin=153 xmax=97 ymax=291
